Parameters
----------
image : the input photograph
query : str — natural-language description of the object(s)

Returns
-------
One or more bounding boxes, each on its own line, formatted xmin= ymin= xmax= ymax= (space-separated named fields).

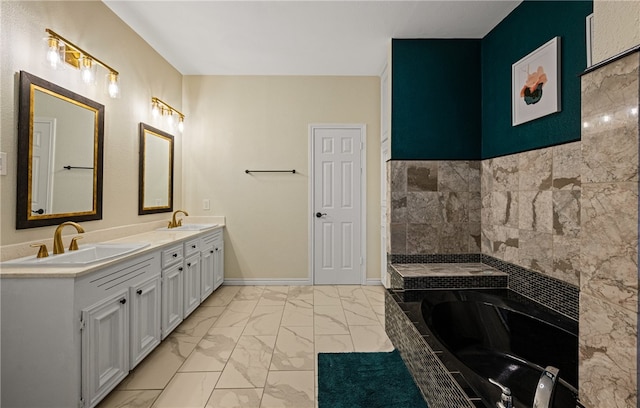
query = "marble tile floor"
xmin=97 ymin=284 xmax=393 ymax=408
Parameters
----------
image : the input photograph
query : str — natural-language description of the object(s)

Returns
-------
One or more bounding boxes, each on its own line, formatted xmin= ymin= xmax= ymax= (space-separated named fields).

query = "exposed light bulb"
xmin=178 ymin=117 xmax=184 ymax=132
xmin=81 ymin=56 xmax=94 ymax=84
xmin=166 ymin=111 xmax=174 ymax=126
xmin=152 ymin=101 xmax=160 ymax=117
xmin=46 ymin=37 xmax=61 ymax=69
xmin=107 ymin=72 xmax=119 ymax=98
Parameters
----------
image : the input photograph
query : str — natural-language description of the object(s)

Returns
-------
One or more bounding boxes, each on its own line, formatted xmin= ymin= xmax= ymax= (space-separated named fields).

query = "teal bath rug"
xmin=318 ymin=350 xmax=428 ymax=408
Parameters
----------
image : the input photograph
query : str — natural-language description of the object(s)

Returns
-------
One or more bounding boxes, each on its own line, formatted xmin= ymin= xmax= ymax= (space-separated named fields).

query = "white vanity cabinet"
xmin=76 ymin=253 xmax=160 ymax=408
xmin=0 ymin=226 xmax=225 ymax=408
xmin=130 ymin=275 xmax=161 ymax=368
xmin=200 ymin=230 xmax=223 ymax=300
xmin=212 ymin=230 xmax=225 ymax=290
xmin=81 ymin=289 xmax=130 ymax=408
xmin=0 ymin=251 xmax=161 ymax=408
xmin=184 ymin=237 xmax=202 ymax=317
xmin=161 ymin=243 xmax=184 ymax=339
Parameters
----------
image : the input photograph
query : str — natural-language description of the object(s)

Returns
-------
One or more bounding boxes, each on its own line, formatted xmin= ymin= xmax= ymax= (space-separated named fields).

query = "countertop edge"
xmin=0 ymin=224 xmax=225 ymax=279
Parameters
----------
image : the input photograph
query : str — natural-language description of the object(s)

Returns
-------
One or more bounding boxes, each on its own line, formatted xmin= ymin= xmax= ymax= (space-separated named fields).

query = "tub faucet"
xmin=533 ymin=366 xmax=559 ymax=408
xmin=488 ymin=378 xmax=513 ymax=408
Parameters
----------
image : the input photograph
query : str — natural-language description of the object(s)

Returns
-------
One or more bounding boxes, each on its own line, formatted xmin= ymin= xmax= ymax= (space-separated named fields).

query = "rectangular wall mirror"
xmin=138 ymin=123 xmax=174 ymax=215
xmin=16 ymin=71 xmax=104 ymax=229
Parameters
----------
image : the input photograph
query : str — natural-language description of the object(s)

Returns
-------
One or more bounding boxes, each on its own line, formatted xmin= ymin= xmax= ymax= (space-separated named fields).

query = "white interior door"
xmin=31 ymin=118 xmax=55 ymax=215
xmin=311 ymin=125 xmax=364 ymax=285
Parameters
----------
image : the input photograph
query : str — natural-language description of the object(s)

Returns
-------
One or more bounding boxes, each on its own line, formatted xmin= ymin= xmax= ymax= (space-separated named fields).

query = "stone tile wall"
xmin=480 ymin=142 xmax=582 ymax=287
xmin=578 ymin=51 xmax=639 ymax=408
xmin=389 ymin=161 xmax=481 ymax=255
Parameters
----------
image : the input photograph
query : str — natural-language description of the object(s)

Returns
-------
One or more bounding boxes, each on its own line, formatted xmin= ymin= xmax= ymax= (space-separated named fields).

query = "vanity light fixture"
xmin=151 ymin=97 xmax=185 ymax=133
xmin=44 ymin=28 xmax=120 ymax=98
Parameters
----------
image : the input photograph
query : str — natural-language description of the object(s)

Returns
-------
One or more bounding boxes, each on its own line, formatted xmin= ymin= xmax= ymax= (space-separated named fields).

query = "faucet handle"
xmin=30 ymin=243 xmax=49 ymax=258
xmin=489 ymin=378 xmax=513 ymax=408
xmin=69 ymin=236 xmax=84 ymax=251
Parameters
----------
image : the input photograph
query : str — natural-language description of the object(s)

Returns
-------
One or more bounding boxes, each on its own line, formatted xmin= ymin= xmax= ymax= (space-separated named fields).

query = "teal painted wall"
xmin=481 ymin=0 xmax=593 ymax=158
xmin=391 ymin=39 xmax=482 ymax=160
xmin=390 ymin=1 xmax=592 ymax=160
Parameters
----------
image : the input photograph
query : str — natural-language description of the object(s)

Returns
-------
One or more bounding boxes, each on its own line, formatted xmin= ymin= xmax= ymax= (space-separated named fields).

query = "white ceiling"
xmin=103 ymin=0 xmax=521 ymax=76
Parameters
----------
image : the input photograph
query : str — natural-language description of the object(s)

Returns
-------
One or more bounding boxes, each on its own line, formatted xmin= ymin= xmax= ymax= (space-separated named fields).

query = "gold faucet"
xmin=168 ymin=210 xmax=189 ymax=228
xmin=53 ymin=221 xmax=85 ymax=254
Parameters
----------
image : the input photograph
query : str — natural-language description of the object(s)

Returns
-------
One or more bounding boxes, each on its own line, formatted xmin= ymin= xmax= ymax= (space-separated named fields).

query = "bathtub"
xmin=390 ymin=289 xmax=578 ymax=408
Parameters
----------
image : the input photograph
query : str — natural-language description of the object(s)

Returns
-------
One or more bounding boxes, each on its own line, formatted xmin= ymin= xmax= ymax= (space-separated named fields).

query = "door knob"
xmin=316 ymin=212 xmax=327 ymax=218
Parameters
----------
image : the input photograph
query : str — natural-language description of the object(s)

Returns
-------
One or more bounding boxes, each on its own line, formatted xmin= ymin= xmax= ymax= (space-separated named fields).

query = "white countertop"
xmin=0 ymin=224 xmax=224 ymax=279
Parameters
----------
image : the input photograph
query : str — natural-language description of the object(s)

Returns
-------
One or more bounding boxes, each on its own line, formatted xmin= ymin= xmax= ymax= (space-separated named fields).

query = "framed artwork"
xmin=512 ymin=36 xmax=561 ymax=126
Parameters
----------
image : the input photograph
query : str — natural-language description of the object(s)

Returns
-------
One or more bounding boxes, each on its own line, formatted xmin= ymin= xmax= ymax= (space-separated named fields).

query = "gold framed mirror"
xmin=16 ymin=71 xmax=104 ymax=229
xmin=138 ymin=123 xmax=174 ymax=215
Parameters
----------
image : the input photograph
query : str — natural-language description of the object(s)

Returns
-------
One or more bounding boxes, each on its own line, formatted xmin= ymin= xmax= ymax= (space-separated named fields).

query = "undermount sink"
xmin=3 ymin=243 xmax=150 ymax=267
xmin=157 ymin=223 xmax=218 ymax=232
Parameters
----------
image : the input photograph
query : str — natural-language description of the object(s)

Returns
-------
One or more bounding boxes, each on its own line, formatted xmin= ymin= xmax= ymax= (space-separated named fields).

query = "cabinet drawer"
xmin=76 ymin=254 xmax=160 ymax=310
xmin=161 ymin=244 xmax=183 ymax=268
xmin=184 ymin=238 xmax=201 ymax=257
xmin=202 ymin=229 xmax=222 ymax=247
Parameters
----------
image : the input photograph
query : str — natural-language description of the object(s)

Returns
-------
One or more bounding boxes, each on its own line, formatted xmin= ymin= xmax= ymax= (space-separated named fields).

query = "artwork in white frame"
xmin=512 ymin=36 xmax=561 ymax=126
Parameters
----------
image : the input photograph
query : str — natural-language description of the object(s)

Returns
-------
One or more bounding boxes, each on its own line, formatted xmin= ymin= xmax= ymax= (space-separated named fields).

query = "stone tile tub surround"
xmin=389 ymin=160 xmax=481 ymax=255
xmin=579 ymin=51 xmax=639 ymax=408
xmin=388 ymin=147 xmax=582 ymax=288
xmin=480 ymin=141 xmax=582 ymax=287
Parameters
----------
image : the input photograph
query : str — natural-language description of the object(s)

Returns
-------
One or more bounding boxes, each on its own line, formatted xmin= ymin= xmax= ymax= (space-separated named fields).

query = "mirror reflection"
xmin=17 ymin=71 xmax=104 ymax=229
xmin=139 ymin=123 xmax=174 ymax=215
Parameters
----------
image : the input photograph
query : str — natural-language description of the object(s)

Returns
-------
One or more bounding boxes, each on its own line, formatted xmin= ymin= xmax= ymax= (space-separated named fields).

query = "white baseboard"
xmin=223 ymin=278 xmax=383 ymax=286
xmin=223 ymin=279 xmax=312 ymax=286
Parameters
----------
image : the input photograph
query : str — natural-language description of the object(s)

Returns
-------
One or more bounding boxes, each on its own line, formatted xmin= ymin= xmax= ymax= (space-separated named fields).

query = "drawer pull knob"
xmin=210 ymin=250 xmax=214 ymax=254
xmin=172 ymin=253 xmax=178 ymax=258
xmin=187 ymin=263 xmax=192 ymax=267
xmin=120 ymin=298 xmax=127 ymax=304
xmin=179 ymin=267 xmax=183 ymax=271
xmin=192 ymin=245 xmax=197 ymax=249
xmin=136 ymin=289 xmax=143 ymax=295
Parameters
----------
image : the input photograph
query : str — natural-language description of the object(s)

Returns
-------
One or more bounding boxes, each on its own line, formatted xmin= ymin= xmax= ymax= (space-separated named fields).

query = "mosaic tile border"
xmin=390 ymin=253 xmax=482 ymax=264
xmin=385 ymin=291 xmax=479 ymax=408
xmin=481 ymin=255 xmax=579 ymax=321
xmin=388 ymin=253 xmax=579 ymax=321
xmin=403 ymin=274 xmax=508 ymax=290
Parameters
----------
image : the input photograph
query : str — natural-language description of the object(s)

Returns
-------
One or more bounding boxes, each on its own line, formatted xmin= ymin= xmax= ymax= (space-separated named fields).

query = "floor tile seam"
xmin=254 ymin=292 xmax=287 ymax=393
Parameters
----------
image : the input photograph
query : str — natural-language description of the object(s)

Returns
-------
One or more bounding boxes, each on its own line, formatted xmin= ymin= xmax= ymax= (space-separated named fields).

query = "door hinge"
xmin=78 ymin=397 xmax=85 ymax=408
xmin=79 ymin=317 xmax=86 ymax=332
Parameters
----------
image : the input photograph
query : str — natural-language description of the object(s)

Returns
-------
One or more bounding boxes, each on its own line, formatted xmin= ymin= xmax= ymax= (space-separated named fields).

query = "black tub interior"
xmin=408 ymin=290 xmax=578 ymax=408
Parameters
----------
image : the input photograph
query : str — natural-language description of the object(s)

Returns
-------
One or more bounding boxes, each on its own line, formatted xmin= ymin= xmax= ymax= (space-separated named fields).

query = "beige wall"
xmin=593 ymin=0 xmax=640 ymax=63
xmin=0 ymin=1 xmax=183 ymax=247
xmin=182 ymin=76 xmax=381 ymax=282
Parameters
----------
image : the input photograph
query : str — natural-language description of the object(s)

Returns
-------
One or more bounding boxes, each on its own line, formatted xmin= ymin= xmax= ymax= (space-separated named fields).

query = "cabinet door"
xmin=213 ymin=240 xmax=224 ymax=290
xmin=82 ymin=291 xmax=129 ymax=408
xmin=184 ymin=253 xmax=201 ymax=318
xmin=130 ymin=276 xmax=161 ymax=369
xmin=162 ymin=264 xmax=184 ymax=339
xmin=200 ymin=245 xmax=215 ymax=301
